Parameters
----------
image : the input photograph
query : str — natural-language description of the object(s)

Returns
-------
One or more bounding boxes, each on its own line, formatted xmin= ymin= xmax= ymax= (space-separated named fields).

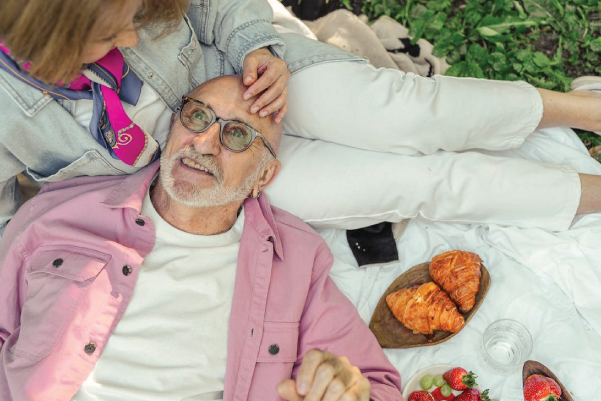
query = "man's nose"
xmin=191 ymin=122 xmax=222 ymax=155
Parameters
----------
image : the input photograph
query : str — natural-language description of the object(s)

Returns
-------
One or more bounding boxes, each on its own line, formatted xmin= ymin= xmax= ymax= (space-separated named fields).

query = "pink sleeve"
xmin=0 ymin=203 xmax=30 ymax=351
xmin=295 ymin=242 xmax=404 ymax=401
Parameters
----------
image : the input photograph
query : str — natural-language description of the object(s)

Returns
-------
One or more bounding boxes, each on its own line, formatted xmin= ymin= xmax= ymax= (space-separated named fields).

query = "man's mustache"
xmin=175 ymin=147 xmax=224 ymax=182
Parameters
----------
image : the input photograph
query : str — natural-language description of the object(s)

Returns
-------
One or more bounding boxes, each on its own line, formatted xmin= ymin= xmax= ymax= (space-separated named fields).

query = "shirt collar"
xmin=243 ymin=195 xmax=285 ymax=260
xmin=101 ymin=161 xmax=160 ymax=211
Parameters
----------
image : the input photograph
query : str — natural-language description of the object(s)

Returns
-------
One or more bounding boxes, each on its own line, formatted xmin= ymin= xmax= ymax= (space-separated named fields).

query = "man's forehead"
xmin=193 ymin=91 xmax=270 ymax=132
xmin=193 ymin=85 xmax=251 ymax=117
xmin=187 ymin=75 xmax=281 ymax=147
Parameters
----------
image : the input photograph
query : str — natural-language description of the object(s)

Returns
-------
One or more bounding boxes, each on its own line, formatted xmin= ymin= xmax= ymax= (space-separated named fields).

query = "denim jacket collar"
xmin=0 ymin=68 xmax=53 ymax=117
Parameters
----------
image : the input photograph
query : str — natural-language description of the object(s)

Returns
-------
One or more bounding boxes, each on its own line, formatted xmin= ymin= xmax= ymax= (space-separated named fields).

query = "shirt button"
xmin=268 ymin=344 xmax=280 ymax=355
xmin=52 ymin=258 xmax=64 ymax=268
xmin=84 ymin=342 xmax=96 ymax=355
xmin=147 ymin=72 xmax=154 ymax=79
xmin=122 ymin=265 xmax=132 ymax=276
xmin=135 ymin=218 xmax=145 ymax=226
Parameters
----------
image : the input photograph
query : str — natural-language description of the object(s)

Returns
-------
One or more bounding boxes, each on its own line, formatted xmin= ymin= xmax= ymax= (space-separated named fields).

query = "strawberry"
xmin=443 ymin=367 xmax=478 ymax=391
xmin=455 ymin=389 xmax=490 ymax=401
xmin=523 ymin=374 xmax=562 ymax=401
xmin=431 ymin=386 xmax=456 ymax=401
xmin=408 ymin=390 xmax=435 ymax=401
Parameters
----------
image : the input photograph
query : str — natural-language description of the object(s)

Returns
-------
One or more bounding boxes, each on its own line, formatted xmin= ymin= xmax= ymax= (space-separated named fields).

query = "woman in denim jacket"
xmin=1 ymin=0 xmax=601 ymax=240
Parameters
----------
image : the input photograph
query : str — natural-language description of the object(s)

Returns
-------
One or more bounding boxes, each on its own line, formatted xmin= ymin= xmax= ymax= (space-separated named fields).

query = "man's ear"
xmin=252 ymin=159 xmax=281 ymax=196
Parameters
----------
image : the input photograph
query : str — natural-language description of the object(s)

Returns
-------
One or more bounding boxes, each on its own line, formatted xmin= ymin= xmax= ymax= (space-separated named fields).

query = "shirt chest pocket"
xmin=26 ymin=149 xmax=130 ymax=184
xmin=10 ymin=247 xmax=110 ymax=362
xmin=257 ymin=322 xmax=299 ymax=363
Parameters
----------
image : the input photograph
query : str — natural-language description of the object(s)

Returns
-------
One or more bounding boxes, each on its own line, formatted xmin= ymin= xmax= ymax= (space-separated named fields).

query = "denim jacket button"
xmin=147 ymin=72 xmax=154 ymax=79
xmin=268 ymin=344 xmax=280 ymax=355
xmin=122 ymin=265 xmax=133 ymax=276
xmin=135 ymin=218 xmax=145 ymax=226
xmin=52 ymin=258 xmax=64 ymax=268
xmin=84 ymin=342 xmax=96 ymax=355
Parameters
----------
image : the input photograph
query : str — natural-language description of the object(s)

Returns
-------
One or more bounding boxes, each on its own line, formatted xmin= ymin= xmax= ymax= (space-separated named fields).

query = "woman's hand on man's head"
xmin=242 ymin=47 xmax=290 ymax=124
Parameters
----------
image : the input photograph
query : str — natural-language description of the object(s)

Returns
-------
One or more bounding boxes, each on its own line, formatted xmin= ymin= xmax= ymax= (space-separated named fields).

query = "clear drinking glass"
xmin=481 ymin=319 xmax=533 ymax=374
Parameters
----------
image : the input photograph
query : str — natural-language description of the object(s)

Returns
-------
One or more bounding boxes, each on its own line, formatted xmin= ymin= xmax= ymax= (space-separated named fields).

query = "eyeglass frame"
xmin=178 ymin=95 xmax=277 ymax=158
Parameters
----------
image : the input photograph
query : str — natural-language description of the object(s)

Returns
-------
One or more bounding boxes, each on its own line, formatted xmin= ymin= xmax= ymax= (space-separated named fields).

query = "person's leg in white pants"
xmin=266 ymin=134 xmax=580 ymax=231
xmin=265 ymin=62 xmax=593 ymax=231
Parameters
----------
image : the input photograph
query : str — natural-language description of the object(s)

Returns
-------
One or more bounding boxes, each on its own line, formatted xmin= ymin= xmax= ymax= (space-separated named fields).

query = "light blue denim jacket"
xmin=0 ymin=0 xmax=363 ymax=236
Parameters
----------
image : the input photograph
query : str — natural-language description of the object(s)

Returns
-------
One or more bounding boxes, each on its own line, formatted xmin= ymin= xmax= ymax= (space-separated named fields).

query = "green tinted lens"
xmin=182 ymin=102 xmax=213 ymax=131
xmin=222 ymin=122 xmax=253 ymax=151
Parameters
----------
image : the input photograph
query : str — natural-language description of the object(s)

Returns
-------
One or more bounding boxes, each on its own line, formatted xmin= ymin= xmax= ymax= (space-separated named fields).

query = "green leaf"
xmin=532 ymin=52 xmax=551 ymax=67
xmin=445 ymin=61 xmax=485 ymax=78
xmin=588 ymin=37 xmax=601 ymax=52
xmin=522 ymin=0 xmax=560 ymax=20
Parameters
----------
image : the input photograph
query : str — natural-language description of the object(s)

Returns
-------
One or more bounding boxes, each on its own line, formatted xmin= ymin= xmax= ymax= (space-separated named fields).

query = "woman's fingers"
xmin=247 ymin=64 xmax=289 ymax=113
xmin=241 ymin=48 xmax=290 ymax=119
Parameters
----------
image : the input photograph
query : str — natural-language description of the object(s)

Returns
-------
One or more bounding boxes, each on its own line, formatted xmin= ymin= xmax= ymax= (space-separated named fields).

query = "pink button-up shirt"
xmin=0 ymin=163 xmax=403 ymax=401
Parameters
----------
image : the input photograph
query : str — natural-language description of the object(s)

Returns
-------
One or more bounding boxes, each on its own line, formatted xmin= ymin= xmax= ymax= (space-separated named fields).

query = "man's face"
xmin=159 ymin=76 xmax=280 ymax=208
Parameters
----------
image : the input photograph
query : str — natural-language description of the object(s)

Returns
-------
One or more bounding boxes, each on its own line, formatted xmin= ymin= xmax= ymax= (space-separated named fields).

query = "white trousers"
xmin=265 ymin=62 xmax=582 ymax=231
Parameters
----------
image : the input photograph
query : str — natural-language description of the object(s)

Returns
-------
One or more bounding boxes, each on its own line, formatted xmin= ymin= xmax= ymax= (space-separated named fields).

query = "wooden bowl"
xmin=522 ymin=360 xmax=574 ymax=401
xmin=369 ymin=262 xmax=490 ymax=348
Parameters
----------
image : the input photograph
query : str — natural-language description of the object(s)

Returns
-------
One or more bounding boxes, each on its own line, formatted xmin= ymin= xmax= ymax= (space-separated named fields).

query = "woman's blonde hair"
xmin=0 ymin=0 xmax=189 ymax=84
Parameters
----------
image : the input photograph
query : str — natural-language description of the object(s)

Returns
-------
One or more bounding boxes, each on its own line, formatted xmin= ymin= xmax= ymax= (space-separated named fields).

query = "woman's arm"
xmin=185 ymin=0 xmax=289 ymax=120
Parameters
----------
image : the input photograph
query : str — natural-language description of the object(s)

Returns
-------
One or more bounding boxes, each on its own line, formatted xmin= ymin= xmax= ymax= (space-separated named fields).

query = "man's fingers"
xmin=338 ymin=378 xmax=372 ymax=401
xmin=296 ymin=349 xmax=330 ymax=395
xmin=305 ymin=362 xmax=338 ymax=400
xmin=276 ymin=379 xmax=304 ymax=401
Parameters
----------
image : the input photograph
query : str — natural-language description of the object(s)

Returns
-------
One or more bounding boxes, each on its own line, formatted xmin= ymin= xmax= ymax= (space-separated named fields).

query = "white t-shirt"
xmin=72 ymin=190 xmax=243 ymax=401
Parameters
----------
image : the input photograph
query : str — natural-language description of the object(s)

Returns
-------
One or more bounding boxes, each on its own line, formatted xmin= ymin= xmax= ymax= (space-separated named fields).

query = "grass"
xmin=338 ymin=0 xmax=601 ymax=161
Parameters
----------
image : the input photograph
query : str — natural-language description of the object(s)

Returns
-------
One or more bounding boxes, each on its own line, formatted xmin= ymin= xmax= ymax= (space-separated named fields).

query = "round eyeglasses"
xmin=178 ymin=95 xmax=277 ymax=158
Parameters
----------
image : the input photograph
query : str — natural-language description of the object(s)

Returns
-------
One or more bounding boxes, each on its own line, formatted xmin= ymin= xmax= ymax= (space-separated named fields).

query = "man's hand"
xmin=242 ymin=47 xmax=290 ymax=123
xmin=276 ymin=349 xmax=371 ymax=401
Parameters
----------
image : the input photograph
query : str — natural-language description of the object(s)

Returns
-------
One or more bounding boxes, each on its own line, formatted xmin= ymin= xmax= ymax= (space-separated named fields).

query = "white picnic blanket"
xmin=266 ymin=2 xmax=601 ymax=397
xmin=321 ymin=127 xmax=601 ymax=399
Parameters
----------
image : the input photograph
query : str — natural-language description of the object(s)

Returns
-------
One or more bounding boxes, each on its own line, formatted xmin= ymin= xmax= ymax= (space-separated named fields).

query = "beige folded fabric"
xmin=303 ymin=10 xmax=449 ymax=77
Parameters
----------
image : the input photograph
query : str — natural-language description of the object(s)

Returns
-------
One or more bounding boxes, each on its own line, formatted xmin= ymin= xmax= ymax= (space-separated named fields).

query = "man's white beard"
xmin=159 ymin=147 xmax=269 ymax=208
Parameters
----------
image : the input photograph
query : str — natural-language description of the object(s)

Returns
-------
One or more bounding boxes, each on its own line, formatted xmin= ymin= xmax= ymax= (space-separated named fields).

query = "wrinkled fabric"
xmin=302 ymin=11 xmax=449 ymax=76
xmin=0 ymin=163 xmax=403 ymax=401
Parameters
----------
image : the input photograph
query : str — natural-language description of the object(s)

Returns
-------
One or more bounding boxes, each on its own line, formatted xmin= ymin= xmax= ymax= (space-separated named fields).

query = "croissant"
xmin=430 ymin=250 xmax=482 ymax=313
xmin=386 ymin=282 xmax=465 ymax=335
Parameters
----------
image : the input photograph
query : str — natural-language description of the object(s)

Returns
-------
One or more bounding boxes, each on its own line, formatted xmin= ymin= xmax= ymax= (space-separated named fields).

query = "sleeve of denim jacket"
xmin=185 ymin=0 xmax=286 ymax=73
xmin=294 ymin=242 xmax=404 ymax=400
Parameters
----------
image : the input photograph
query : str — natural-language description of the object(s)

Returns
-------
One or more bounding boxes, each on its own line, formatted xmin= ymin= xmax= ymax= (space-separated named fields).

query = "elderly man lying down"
xmin=0 ymin=75 xmax=402 ymax=401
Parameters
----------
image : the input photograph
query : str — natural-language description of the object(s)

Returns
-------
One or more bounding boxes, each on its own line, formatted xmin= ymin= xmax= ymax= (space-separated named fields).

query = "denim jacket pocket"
xmin=257 ymin=322 xmax=299 ymax=363
xmin=25 ymin=149 xmax=128 ymax=184
xmin=178 ymin=16 xmax=203 ymax=88
xmin=10 ymin=246 xmax=110 ymax=362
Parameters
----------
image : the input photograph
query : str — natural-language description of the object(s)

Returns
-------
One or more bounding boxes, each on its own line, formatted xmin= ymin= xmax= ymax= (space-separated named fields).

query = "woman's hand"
xmin=242 ymin=47 xmax=290 ymax=123
xmin=276 ymin=349 xmax=371 ymax=401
